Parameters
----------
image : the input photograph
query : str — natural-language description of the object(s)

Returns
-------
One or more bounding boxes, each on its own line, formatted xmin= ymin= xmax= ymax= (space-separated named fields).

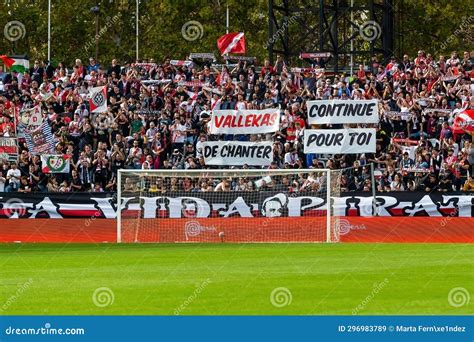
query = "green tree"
xmin=0 ymin=0 xmax=472 ymax=68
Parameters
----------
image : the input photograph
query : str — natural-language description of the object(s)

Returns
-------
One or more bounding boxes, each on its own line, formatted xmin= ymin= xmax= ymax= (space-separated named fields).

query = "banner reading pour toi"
xmin=303 ymin=128 xmax=376 ymax=154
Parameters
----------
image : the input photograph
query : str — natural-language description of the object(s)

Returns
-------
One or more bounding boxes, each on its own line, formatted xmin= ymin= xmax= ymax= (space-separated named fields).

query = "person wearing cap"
xmin=169 ymin=148 xmax=183 ymax=169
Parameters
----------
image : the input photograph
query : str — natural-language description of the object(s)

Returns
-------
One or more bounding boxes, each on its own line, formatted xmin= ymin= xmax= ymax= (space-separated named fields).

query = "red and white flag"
xmin=452 ymin=109 xmax=474 ymax=134
xmin=170 ymin=60 xmax=193 ymax=67
xmin=217 ymin=32 xmax=246 ymax=55
xmin=186 ymin=91 xmax=198 ymax=106
xmin=88 ymin=86 xmax=108 ymax=113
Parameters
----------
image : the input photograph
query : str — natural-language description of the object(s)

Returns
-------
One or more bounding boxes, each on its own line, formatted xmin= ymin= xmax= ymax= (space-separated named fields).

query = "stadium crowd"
xmin=0 ymin=50 xmax=473 ymax=193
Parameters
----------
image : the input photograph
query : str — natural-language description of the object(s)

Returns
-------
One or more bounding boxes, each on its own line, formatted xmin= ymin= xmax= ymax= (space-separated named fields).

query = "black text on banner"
xmin=0 ymin=192 xmax=472 ymax=219
xmin=304 ymin=128 xmax=377 ymax=154
xmin=210 ymin=109 xmax=280 ymax=135
xmin=0 ymin=137 xmax=18 ymax=162
xmin=202 ymin=141 xmax=273 ymax=166
xmin=307 ymin=99 xmax=379 ymax=124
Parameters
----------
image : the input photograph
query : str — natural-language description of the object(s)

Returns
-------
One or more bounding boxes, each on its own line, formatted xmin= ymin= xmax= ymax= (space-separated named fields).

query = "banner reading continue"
xmin=307 ymin=99 xmax=379 ymax=125
xmin=202 ymin=141 xmax=273 ymax=166
xmin=304 ymin=128 xmax=376 ymax=154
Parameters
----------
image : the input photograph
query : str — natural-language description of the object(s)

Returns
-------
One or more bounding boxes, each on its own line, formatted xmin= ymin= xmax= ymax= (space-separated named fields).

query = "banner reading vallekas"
xmin=209 ymin=109 xmax=280 ymax=135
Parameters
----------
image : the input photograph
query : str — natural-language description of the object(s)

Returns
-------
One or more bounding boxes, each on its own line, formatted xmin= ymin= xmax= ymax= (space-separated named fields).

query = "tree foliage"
xmin=0 ymin=0 xmax=472 ymax=67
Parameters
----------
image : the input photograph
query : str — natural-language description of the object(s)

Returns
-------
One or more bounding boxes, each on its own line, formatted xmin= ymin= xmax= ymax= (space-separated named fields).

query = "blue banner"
xmin=0 ymin=316 xmax=472 ymax=341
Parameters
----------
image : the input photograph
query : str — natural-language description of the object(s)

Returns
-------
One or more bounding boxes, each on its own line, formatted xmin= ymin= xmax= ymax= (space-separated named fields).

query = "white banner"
xmin=307 ymin=99 xmax=379 ymax=124
xmin=40 ymin=154 xmax=71 ymax=173
xmin=202 ymin=141 xmax=273 ymax=166
xmin=210 ymin=109 xmax=280 ymax=134
xmin=303 ymin=128 xmax=377 ymax=154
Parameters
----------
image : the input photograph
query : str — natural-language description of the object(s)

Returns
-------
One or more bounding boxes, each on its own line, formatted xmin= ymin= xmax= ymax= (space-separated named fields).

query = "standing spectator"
xmin=107 ymin=59 xmax=121 ymax=77
xmin=127 ymin=140 xmax=143 ymax=169
xmin=30 ymin=60 xmax=44 ymax=84
xmin=6 ymin=162 xmax=21 ymax=192
xmin=87 ymin=57 xmax=100 ymax=73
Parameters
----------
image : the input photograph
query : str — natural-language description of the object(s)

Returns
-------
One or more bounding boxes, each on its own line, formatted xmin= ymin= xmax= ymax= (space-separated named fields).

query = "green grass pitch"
xmin=0 ymin=243 xmax=472 ymax=315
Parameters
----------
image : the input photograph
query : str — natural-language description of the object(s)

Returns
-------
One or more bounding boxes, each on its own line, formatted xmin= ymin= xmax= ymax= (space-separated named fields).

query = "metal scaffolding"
xmin=268 ymin=0 xmax=400 ymax=73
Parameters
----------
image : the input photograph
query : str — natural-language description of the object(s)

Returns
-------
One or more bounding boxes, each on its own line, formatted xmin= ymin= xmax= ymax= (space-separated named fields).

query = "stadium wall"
xmin=0 ymin=192 xmax=472 ymax=243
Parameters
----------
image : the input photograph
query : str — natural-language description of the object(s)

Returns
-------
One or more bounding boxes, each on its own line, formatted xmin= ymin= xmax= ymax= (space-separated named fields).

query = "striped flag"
xmin=186 ymin=91 xmax=198 ymax=106
xmin=452 ymin=109 xmax=474 ymax=134
xmin=217 ymin=32 xmax=246 ymax=55
xmin=25 ymin=121 xmax=56 ymax=155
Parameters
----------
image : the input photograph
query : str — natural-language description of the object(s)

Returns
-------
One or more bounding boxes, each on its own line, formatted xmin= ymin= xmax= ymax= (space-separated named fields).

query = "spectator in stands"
xmin=0 ymin=48 xmax=472 ymax=193
xmin=463 ymin=175 xmax=474 ymax=191
xmin=5 ymin=162 xmax=21 ymax=192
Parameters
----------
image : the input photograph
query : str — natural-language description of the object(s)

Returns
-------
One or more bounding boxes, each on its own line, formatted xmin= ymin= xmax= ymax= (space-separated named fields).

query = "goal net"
xmin=117 ymin=169 xmax=342 ymax=243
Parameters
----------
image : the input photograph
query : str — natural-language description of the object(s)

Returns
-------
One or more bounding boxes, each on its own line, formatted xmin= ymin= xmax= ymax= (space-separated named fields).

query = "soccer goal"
xmin=117 ymin=169 xmax=343 ymax=243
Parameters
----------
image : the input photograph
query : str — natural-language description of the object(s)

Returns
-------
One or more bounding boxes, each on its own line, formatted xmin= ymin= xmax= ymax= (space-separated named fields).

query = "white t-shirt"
xmin=284 ymin=152 xmax=298 ymax=165
xmin=196 ymin=140 xmax=205 ymax=158
xmin=171 ymin=124 xmax=186 ymax=143
xmin=7 ymin=168 xmax=21 ymax=185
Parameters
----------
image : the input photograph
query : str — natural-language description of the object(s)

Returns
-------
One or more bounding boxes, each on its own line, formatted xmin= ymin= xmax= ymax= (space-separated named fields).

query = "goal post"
xmin=116 ymin=168 xmax=342 ymax=243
